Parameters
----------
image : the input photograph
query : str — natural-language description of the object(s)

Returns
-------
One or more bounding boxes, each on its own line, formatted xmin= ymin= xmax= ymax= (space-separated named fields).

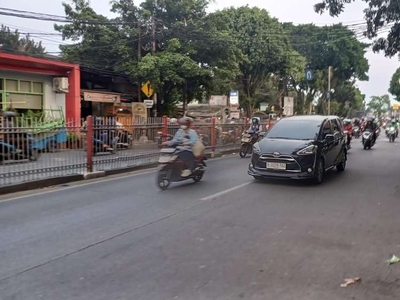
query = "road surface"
xmin=0 ymin=135 xmax=399 ymax=299
xmin=0 ymin=143 xmax=239 ymax=186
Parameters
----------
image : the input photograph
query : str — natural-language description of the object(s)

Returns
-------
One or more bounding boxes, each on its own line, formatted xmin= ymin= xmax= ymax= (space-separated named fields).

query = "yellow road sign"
xmin=393 ymin=103 xmax=399 ymax=110
xmin=141 ymin=81 xmax=153 ymax=98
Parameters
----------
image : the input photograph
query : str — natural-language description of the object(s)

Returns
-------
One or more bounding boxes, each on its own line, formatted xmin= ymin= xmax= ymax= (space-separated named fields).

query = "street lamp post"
xmin=327 ymin=66 xmax=331 ymax=115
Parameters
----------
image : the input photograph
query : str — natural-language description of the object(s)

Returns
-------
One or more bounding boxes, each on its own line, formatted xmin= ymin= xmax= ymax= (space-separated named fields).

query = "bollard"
xmin=86 ymin=115 xmax=93 ymax=172
xmin=211 ymin=117 xmax=216 ymax=153
xmin=162 ymin=115 xmax=168 ymax=142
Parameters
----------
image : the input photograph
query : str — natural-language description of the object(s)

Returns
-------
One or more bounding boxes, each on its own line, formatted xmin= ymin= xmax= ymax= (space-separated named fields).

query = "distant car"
xmin=248 ymin=115 xmax=347 ymax=184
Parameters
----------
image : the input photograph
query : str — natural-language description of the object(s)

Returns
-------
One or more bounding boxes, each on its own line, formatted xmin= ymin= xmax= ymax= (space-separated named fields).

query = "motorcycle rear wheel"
xmin=192 ymin=171 xmax=204 ymax=182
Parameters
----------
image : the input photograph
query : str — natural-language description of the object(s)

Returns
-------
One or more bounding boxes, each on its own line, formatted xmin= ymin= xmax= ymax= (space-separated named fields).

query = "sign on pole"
xmin=143 ymin=99 xmax=154 ymax=108
xmin=305 ymin=69 xmax=313 ymax=81
xmin=141 ymin=81 xmax=154 ymax=98
xmin=393 ymin=103 xmax=399 ymax=110
xmin=283 ymin=97 xmax=294 ymax=116
xmin=230 ymin=90 xmax=239 ymax=111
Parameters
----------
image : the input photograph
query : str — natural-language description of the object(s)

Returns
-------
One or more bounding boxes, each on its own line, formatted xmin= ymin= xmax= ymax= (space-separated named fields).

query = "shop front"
xmin=81 ymin=90 xmax=121 ymax=118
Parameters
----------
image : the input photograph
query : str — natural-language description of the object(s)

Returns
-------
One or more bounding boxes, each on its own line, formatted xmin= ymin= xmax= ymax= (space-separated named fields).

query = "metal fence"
xmin=0 ymin=115 xmax=275 ymax=186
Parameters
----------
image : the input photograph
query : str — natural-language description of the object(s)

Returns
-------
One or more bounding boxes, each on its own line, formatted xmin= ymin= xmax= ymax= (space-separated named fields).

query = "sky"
xmin=0 ymin=0 xmax=398 ymax=103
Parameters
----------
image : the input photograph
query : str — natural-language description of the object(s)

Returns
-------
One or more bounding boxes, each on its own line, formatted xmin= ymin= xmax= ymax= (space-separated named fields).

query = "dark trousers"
xmin=178 ymin=150 xmax=195 ymax=170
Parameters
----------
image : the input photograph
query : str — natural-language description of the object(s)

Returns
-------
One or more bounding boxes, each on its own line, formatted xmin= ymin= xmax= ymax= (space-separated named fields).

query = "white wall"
xmin=0 ymin=70 xmax=66 ymax=117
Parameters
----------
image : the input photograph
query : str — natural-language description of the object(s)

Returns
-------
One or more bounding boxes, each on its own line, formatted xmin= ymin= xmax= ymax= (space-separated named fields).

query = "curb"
xmin=0 ymin=148 xmax=239 ymax=196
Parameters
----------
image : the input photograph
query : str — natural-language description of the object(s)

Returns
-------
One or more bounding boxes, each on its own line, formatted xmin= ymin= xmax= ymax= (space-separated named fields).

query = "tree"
xmin=55 ymin=0 xmax=128 ymax=70
xmin=314 ymin=0 xmax=400 ymax=58
xmin=367 ymin=94 xmax=391 ymax=117
xmin=0 ymin=25 xmax=45 ymax=54
xmin=389 ymin=67 xmax=400 ymax=102
xmin=283 ymin=23 xmax=369 ymax=114
xmin=56 ymin=0 xmax=236 ymax=115
xmin=209 ymin=6 xmax=292 ymax=116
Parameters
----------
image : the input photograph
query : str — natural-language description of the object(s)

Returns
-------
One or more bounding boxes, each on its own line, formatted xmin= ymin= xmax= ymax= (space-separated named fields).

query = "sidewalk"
xmin=0 ymin=143 xmax=241 ymax=186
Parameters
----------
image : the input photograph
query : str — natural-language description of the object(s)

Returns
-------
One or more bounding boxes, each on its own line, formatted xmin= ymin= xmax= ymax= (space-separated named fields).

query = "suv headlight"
xmin=253 ymin=142 xmax=261 ymax=153
xmin=297 ymin=145 xmax=317 ymax=155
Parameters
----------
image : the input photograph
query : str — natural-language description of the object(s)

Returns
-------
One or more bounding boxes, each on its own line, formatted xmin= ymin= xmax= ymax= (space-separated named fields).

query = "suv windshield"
xmin=266 ymin=120 xmax=321 ymax=140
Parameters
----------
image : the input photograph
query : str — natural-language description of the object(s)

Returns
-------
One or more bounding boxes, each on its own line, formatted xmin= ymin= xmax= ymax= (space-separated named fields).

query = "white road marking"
xmin=200 ymin=182 xmax=251 ymax=201
xmin=0 ymin=154 xmax=238 ymax=203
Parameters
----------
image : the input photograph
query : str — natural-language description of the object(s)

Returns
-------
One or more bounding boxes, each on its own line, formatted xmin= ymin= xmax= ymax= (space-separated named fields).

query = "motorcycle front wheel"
xmin=239 ymin=144 xmax=249 ymax=158
xmin=157 ymin=170 xmax=171 ymax=190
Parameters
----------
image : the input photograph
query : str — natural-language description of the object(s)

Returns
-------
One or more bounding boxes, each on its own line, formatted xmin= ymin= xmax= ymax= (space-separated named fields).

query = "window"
xmin=20 ymin=81 xmax=31 ymax=92
xmin=331 ymin=119 xmax=341 ymax=132
xmin=32 ymin=82 xmax=42 ymax=93
xmin=266 ymin=119 xmax=322 ymax=140
xmin=322 ymin=121 xmax=333 ymax=138
xmin=6 ymin=79 xmax=18 ymax=91
xmin=0 ymin=78 xmax=44 ymax=110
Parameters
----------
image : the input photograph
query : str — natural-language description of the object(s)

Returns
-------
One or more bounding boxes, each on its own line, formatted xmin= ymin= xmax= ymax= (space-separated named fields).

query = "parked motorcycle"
xmin=156 ymin=142 xmax=207 ymax=190
xmin=353 ymin=126 xmax=360 ymax=138
xmin=387 ymin=126 xmax=396 ymax=142
xmin=362 ymin=129 xmax=375 ymax=150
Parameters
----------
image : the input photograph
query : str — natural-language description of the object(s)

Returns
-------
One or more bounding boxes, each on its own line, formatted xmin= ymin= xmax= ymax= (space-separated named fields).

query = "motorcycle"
xmin=239 ymin=131 xmax=258 ymax=158
xmin=156 ymin=142 xmax=207 ymax=190
xmin=387 ymin=126 xmax=396 ymax=142
xmin=343 ymin=130 xmax=352 ymax=150
xmin=362 ymin=129 xmax=375 ymax=150
xmin=353 ymin=126 xmax=360 ymax=138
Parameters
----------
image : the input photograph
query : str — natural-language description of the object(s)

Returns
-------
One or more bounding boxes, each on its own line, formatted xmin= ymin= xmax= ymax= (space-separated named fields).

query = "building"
xmin=0 ymin=52 xmax=80 ymax=121
xmin=80 ymin=66 xmax=137 ymax=120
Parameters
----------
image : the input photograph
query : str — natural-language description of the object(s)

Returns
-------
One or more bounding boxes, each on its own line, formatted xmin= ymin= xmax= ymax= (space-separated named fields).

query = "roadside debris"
xmin=341 ymin=277 xmax=361 ymax=287
xmin=387 ymin=255 xmax=400 ymax=265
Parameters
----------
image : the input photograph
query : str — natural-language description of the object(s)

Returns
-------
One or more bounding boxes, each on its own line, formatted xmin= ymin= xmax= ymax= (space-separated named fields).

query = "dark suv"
xmin=248 ymin=115 xmax=347 ymax=184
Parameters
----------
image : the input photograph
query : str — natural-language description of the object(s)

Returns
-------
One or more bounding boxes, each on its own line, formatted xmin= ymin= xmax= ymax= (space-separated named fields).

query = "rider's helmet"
xmin=251 ymin=117 xmax=260 ymax=124
xmin=178 ymin=117 xmax=193 ymax=129
xmin=343 ymin=119 xmax=351 ymax=126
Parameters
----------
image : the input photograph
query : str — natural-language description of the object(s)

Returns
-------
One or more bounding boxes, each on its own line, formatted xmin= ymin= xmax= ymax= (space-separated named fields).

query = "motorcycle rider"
xmin=248 ymin=117 xmax=260 ymax=133
xmin=247 ymin=117 xmax=261 ymax=143
xmin=342 ymin=119 xmax=353 ymax=148
xmin=389 ymin=118 xmax=399 ymax=137
xmin=363 ymin=117 xmax=378 ymax=144
xmin=163 ymin=117 xmax=199 ymax=177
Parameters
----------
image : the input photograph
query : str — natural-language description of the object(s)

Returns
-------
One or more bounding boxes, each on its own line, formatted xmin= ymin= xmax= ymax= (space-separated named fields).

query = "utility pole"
xmin=137 ymin=19 xmax=141 ymax=103
xmin=327 ymin=66 xmax=331 ymax=115
xmin=151 ymin=0 xmax=158 ymax=117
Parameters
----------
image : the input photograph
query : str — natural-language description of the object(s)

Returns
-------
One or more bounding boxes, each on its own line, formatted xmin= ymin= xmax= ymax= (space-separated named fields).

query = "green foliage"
xmin=389 ymin=67 xmax=400 ymax=102
xmin=314 ymin=0 xmax=400 ymax=58
xmin=283 ymin=22 xmax=369 ymax=115
xmin=210 ymin=6 xmax=292 ymax=115
xmin=0 ymin=25 xmax=45 ymax=54
xmin=367 ymin=94 xmax=391 ymax=117
xmin=51 ymin=0 xmax=370 ymax=117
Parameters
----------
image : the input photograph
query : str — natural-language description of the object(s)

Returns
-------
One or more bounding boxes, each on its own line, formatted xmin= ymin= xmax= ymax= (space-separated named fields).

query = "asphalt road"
xmin=1 ymin=135 xmax=400 ymax=300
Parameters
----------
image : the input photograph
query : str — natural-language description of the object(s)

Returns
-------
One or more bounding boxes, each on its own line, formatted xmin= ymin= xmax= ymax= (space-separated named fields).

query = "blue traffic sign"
xmin=305 ymin=69 xmax=313 ymax=81
xmin=327 ymin=91 xmax=331 ymax=99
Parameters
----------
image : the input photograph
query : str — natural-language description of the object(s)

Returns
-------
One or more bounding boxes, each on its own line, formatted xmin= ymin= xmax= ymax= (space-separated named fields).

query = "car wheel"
xmin=314 ymin=158 xmax=324 ymax=184
xmin=336 ymin=149 xmax=346 ymax=172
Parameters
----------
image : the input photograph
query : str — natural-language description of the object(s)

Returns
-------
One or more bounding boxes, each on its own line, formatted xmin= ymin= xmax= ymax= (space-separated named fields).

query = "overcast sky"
xmin=0 ymin=0 xmax=398 ymax=102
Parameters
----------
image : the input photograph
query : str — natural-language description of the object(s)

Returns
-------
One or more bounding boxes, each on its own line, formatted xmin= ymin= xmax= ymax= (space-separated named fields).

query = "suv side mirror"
xmin=325 ymin=134 xmax=334 ymax=142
